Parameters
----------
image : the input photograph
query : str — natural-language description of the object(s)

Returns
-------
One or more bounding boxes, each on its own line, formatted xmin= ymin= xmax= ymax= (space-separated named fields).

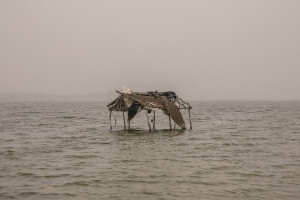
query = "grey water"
xmin=0 ymin=101 xmax=299 ymax=200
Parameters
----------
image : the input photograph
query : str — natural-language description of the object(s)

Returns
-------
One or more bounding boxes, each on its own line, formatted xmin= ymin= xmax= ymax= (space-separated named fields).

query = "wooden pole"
xmin=146 ymin=110 xmax=151 ymax=131
xmin=127 ymin=111 xmax=131 ymax=130
xmin=109 ymin=111 xmax=112 ymax=130
xmin=174 ymin=121 xmax=176 ymax=129
xmin=123 ymin=111 xmax=126 ymax=130
xmin=114 ymin=112 xmax=117 ymax=125
xmin=189 ymin=108 xmax=192 ymax=130
xmin=153 ymin=111 xmax=156 ymax=130
xmin=169 ymin=115 xmax=172 ymax=130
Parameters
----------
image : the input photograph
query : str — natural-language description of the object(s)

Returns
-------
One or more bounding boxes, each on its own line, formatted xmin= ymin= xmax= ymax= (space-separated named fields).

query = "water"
xmin=0 ymin=101 xmax=299 ymax=200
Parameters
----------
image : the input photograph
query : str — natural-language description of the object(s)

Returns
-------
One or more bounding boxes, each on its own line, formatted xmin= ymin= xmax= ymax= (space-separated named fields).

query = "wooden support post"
xmin=109 ymin=111 xmax=112 ymax=130
xmin=123 ymin=111 xmax=126 ymax=130
xmin=189 ymin=108 xmax=192 ymax=130
xmin=127 ymin=111 xmax=131 ymax=130
xmin=114 ymin=112 xmax=117 ymax=125
xmin=153 ymin=111 xmax=156 ymax=130
xmin=169 ymin=115 xmax=172 ymax=130
xmin=174 ymin=121 xmax=176 ymax=129
xmin=146 ymin=111 xmax=151 ymax=131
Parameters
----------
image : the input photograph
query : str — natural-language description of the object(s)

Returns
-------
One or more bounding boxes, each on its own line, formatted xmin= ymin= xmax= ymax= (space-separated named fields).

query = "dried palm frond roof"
xmin=107 ymin=88 xmax=192 ymax=129
xmin=108 ymin=90 xmax=191 ymax=111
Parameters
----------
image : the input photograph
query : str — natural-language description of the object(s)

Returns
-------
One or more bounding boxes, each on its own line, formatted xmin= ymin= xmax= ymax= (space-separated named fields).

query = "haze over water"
xmin=1 ymin=1 xmax=300 ymax=199
xmin=1 ymin=101 xmax=299 ymax=200
xmin=1 ymin=0 xmax=300 ymax=100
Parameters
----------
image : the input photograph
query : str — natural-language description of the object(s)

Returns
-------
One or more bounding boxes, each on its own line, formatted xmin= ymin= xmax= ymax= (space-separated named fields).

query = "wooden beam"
xmin=169 ymin=115 xmax=172 ymax=130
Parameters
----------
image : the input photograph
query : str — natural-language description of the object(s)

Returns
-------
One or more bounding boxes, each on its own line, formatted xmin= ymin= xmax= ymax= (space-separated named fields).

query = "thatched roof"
xmin=107 ymin=89 xmax=192 ymax=129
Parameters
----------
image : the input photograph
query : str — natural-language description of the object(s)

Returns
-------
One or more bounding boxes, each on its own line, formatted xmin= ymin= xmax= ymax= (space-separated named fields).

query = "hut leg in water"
xmin=109 ymin=111 xmax=112 ymax=130
xmin=189 ymin=108 xmax=192 ymax=130
xmin=169 ymin=115 xmax=172 ymax=130
xmin=113 ymin=112 xmax=117 ymax=125
xmin=146 ymin=111 xmax=152 ymax=131
xmin=153 ymin=111 xmax=156 ymax=130
xmin=174 ymin=105 xmax=179 ymax=129
xmin=123 ymin=111 xmax=126 ymax=130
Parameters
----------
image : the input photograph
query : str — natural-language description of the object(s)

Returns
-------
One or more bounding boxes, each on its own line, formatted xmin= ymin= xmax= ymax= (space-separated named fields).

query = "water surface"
xmin=0 ymin=101 xmax=299 ymax=199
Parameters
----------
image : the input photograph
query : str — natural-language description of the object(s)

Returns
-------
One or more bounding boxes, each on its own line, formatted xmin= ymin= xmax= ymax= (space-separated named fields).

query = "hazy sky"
xmin=0 ymin=0 xmax=299 ymax=100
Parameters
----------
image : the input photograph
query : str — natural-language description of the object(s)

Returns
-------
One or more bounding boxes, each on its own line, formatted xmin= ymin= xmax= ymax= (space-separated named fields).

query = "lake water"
xmin=0 ymin=101 xmax=299 ymax=200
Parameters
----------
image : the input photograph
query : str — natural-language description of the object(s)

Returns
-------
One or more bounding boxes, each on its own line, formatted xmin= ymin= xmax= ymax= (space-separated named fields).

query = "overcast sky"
xmin=0 ymin=0 xmax=299 ymax=100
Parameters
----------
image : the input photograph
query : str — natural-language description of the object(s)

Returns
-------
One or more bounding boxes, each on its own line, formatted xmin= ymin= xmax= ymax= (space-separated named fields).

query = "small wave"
xmin=3 ymin=139 xmax=14 ymax=142
xmin=23 ymin=111 xmax=41 ymax=114
xmin=64 ymin=154 xmax=98 ymax=159
xmin=59 ymin=116 xmax=77 ymax=119
xmin=38 ymin=123 xmax=53 ymax=126
xmin=228 ymin=171 xmax=267 ymax=178
xmin=89 ymin=141 xmax=112 ymax=145
xmin=17 ymin=172 xmax=36 ymax=177
xmin=62 ymin=193 xmax=77 ymax=197
xmin=63 ymin=181 xmax=90 ymax=186
xmin=40 ymin=174 xmax=71 ymax=178
xmin=176 ymin=142 xmax=188 ymax=146
xmin=175 ymin=180 xmax=217 ymax=186
xmin=85 ymin=127 xmax=98 ymax=131
xmin=17 ymin=192 xmax=37 ymax=196
xmin=0 ymin=193 xmax=16 ymax=199
xmin=188 ymin=137 xmax=201 ymax=141
xmin=222 ymin=142 xmax=239 ymax=146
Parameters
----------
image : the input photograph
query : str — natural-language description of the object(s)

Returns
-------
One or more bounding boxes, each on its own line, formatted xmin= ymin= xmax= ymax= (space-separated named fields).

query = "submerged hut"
xmin=107 ymin=87 xmax=192 ymax=131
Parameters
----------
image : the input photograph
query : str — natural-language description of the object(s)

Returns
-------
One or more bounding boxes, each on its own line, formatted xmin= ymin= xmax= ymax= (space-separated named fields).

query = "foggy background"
xmin=0 ymin=0 xmax=299 ymax=100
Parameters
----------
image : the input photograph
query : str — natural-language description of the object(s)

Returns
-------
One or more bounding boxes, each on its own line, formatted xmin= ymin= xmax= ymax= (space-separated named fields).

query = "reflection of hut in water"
xmin=107 ymin=87 xmax=192 ymax=131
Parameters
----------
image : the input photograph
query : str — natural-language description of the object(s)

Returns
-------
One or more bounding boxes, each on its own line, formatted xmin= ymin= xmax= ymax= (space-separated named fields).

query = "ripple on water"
xmin=0 ymin=101 xmax=300 ymax=200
